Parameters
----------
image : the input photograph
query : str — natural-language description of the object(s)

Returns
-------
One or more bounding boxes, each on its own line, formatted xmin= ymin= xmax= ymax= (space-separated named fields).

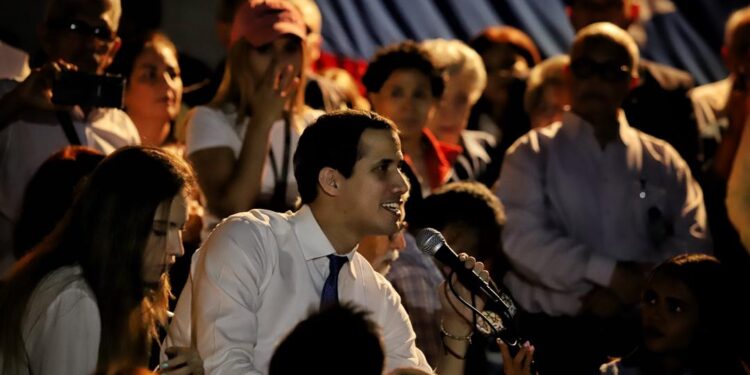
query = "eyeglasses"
xmin=570 ymin=58 xmax=632 ymax=82
xmin=47 ymin=19 xmax=116 ymax=42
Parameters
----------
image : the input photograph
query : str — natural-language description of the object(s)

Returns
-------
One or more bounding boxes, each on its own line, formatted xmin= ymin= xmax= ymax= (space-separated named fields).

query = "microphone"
xmin=416 ymin=228 xmax=517 ymax=323
xmin=418 ymin=228 xmax=535 ymax=370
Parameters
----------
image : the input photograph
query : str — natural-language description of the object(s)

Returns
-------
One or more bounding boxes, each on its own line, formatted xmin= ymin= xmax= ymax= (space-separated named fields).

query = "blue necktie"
xmin=320 ymin=254 xmax=349 ymax=307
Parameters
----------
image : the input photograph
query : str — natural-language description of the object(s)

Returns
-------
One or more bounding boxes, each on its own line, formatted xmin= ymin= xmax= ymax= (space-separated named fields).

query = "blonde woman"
xmin=186 ymin=0 xmax=321 ymax=220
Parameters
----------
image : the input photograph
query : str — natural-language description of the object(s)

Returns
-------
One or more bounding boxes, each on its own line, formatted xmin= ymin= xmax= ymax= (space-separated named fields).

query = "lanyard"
xmin=56 ymin=110 xmax=82 ymax=145
xmin=267 ymin=113 xmax=292 ymax=210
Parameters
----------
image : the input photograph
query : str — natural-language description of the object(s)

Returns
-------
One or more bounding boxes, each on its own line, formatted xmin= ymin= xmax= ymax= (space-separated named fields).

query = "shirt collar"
xmin=562 ymin=110 xmax=636 ymax=149
xmin=290 ymin=205 xmax=358 ymax=280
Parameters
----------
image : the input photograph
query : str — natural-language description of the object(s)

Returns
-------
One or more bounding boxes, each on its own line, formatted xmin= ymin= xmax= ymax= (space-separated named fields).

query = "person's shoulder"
xmin=26 ymin=266 xmax=98 ymax=327
xmin=638 ymin=59 xmax=694 ymax=91
xmin=200 ymin=209 xmax=293 ymax=264
xmin=92 ymin=108 xmax=139 ymax=142
xmin=690 ymin=78 xmax=730 ymax=101
xmin=215 ymin=209 xmax=292 ymax=237
xmin=633 ymin=128 xmax=692 ymax=177
xmin=506 ymin=121 xmax=563 ymax=158
xmin=299 ymin=107 xmax=325 ymax=125
xmin=189 ymin=105 xmax=233 ymax=125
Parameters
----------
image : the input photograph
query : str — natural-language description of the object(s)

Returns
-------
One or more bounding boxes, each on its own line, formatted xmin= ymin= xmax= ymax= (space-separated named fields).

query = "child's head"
xmin=640 ymin=254 xmax=732 ymax=356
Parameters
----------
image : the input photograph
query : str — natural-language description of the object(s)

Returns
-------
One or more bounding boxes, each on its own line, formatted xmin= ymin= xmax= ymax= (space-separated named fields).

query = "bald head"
xmin=572 ymin=22 xmax=639 ymax=70
xmin=45 ymin=0 xmax=121 ymax=32
xmin=41 ymin=0 xmax=122 ymax=73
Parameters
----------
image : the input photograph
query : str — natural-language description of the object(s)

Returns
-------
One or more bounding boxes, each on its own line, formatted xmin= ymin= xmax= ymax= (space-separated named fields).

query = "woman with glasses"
xmin=0 ymin=147 xmax=204 ymax=375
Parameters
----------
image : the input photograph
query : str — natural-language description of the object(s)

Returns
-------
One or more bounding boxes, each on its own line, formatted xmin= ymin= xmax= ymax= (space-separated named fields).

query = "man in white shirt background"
xmin=167 ymin=110 xmax=490 ymax=374
xmin=497 ymin=23 xmax=710 ymax=374
xmin=0 ymin=0 xmax=140 ymax=276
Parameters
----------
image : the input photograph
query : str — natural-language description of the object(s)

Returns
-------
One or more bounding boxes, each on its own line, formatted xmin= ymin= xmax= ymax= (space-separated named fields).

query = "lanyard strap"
xmin=55 ymin=110 xmax=82 ymax=145
xmin=268 ymin=113 xmax=292 ymax=210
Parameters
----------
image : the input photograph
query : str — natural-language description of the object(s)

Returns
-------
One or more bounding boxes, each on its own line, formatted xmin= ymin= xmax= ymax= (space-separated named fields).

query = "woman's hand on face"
xmin=251 ymin=60 xmax=300 ymax=123
xmin=158 ymin=346 xmax=204 ymax=375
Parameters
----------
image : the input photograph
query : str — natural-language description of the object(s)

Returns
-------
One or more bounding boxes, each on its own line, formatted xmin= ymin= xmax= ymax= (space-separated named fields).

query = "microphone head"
xmin=416 ymin=228 xmax=445 ymax=256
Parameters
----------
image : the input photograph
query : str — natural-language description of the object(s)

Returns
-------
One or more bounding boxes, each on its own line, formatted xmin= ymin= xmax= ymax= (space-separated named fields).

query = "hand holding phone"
xmin=52 ymin=70 xmax=125 ymax=109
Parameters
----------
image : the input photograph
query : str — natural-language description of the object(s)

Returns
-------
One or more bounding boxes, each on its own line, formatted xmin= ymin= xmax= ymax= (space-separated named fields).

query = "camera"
xmin=52 ymin=71 xmax=125 ymax=109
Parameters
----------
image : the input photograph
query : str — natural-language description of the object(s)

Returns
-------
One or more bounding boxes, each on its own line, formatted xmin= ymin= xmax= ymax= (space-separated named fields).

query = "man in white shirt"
xmin=0 ymin=0 xmax=139 ymax=275
xmin=168 ymin=110 xmax=488 ymax=374
xmin=497 ymin=23 xmax=710 ymax=374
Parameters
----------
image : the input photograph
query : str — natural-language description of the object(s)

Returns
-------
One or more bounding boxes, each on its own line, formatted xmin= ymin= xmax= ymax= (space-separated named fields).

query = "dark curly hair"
xmin=362 ymin=40 xmax=445 ymax=99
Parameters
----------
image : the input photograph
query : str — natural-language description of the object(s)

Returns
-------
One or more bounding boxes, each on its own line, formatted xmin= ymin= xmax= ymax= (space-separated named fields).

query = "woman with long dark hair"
xmin=0 ymin=147 xmax=203 ymax=375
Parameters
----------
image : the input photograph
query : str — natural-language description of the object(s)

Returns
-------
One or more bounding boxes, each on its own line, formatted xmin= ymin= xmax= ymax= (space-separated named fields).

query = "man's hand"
xmin=438 ymin=253 xmax=489 ymax=332
xmin=14 ymin=60 xmax=77 ymax=113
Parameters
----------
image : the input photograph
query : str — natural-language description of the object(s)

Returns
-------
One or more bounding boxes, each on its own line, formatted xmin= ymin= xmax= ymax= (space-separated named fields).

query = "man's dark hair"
xmin=362 ymin=40 xmax=445 ymax=99
xmin=269 ymin=303 xmax=384 ymax=375
xmin=410 ymin=181 xmax=505 ymax=263
xmin=294 ymin=109 xmax=397 ymax=204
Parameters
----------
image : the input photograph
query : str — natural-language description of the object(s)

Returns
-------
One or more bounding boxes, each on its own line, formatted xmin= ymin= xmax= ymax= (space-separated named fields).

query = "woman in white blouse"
xmin=0 ymin=147 xmax=203 ymax=375
xmin=186 ymin=0 xmax=321 ymax=220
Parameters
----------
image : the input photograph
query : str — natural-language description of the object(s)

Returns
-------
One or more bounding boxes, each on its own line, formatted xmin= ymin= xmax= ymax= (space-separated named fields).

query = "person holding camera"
xmin=0 ymin=0 xmax=140 ymax=276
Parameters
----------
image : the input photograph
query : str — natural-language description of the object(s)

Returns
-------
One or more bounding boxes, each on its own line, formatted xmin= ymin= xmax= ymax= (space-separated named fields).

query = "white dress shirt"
xmin=167 ymin=205 xmax=431 ymax=374
xmin=185 ymin=106 xmax=322 ymax=215
xmin=497 ymin=111 xmax=710 ymax=316
xmin=0 ymin=265 xmax=101 ymax=375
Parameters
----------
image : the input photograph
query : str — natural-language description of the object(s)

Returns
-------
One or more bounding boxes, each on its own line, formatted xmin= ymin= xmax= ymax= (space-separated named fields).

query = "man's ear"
xmin=318 ymin=167 xmax=342 ymax=197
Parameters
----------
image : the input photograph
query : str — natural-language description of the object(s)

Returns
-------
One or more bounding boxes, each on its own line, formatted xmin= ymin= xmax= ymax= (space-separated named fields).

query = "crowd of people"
xmin=1 ymin=0 xmax=749 ymax=374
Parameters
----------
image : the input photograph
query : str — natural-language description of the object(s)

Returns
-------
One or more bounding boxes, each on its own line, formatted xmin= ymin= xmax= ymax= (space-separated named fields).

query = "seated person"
xmin=166 ymin=109 xmax=491 ymax=374
xmin=0 ymin=0 xmax=140 ymax=275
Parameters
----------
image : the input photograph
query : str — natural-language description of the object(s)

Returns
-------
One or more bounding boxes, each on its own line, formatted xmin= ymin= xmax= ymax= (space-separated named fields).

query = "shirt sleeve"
xmin=498 ymin=134 xmax=617 ymax=290
xmin=25 ymin=287 xmax=100 ymax=375
xmin=654 ymin=142 xmax=712 ymax=256
xmin=727 ymin=119 xmax=750 ymax=252
xmin=373 ymin=271 xmax=434 ymax=374
xmin=189 ymin=215 xmax=271 ymax=374
xmin=185 ymin=106 xmax=236 ymax=156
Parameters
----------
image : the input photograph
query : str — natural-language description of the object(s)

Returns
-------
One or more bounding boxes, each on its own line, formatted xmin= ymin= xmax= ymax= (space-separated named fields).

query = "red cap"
xmin=229 ymin=0 xmax=307 ymax=47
